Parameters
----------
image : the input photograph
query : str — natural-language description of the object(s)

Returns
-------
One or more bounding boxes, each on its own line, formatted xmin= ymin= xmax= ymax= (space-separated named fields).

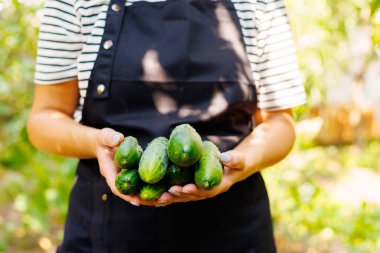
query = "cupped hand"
xmin=95 ymin=128 xmax=156 ymax=207
xmin=155 ymin=150 xmax=248 ymax=207
xmin=96 ymin=131 xmax=252 ymax=207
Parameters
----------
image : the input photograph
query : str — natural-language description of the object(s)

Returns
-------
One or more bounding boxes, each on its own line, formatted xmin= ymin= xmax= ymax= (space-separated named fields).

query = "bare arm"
xmin=27 ymin=80 xmax=156 ymax=206
xmin=233 ymin=108 xmax=295 ymax=176
xmin=27 ymin=80 xmax=99 ymax=158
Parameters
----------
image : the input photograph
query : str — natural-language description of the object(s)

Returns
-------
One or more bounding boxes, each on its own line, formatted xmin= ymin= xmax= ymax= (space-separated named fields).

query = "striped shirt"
xmin=35 ymin=0 xmax=306 ymax=121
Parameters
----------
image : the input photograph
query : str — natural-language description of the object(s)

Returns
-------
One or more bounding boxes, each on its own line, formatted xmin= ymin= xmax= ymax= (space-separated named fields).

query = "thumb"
xmin=98 ymin=128 xmax=124 ymax=148
xmin=220 ymin=150 xmax=245 ymax=170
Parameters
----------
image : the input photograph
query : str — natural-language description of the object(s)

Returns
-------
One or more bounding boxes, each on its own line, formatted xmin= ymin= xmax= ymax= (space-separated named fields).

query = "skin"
xmin=27 ymin=79 xmax=296 ymax=207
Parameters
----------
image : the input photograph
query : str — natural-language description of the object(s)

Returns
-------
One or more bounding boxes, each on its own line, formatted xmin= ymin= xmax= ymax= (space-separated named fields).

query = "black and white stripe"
xmin=231 ymin=0 xmax=305 ymax=110
xmin=34 ymin=0 xmax=82 ymax=85
xmin=35 ymin=0 xmax=306 ymax=121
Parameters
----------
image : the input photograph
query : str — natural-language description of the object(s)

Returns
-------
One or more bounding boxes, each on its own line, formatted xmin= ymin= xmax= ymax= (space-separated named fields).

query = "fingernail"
xmin=220 ymin=153 xmax=231 ymax=162
xmin=130 ymin=201 xmax=140 ymax=206
xmin=113 ymin=134 xmax=122 ymax=144
xmin=168 ymin=189 xmax=180 ymax=196
xmin=157 ymin=199 xmax=167 ymax=204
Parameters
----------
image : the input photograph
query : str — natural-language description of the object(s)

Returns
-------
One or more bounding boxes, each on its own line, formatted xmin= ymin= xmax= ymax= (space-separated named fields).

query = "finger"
xmin=156 ymin=192 xmax=175 ymax=206
xmin=163 ymin=172 xmax=237 ymax=205
xmin=220 ymin=150 xmax=245 ymax=170
xmin=98 ymin=156 xmax=152 ymax=206
xmin=172 ymin=184 xmax=211 ymax=199
xmin=193 ymin=179 xmax=231 ymax=199
xmin=182 ymin=184 xmax=200 ymax=194
xmin=120 ymin=194 xmax=157 ymax=207
xmin=101 ymin=167 xmax=140 ymax=205
xmin=101 ymin=162 xmax=120 ymax=196
xmin=160 ymin=185 xmax=203 ymax=203
xmin=164 ymin=179 xmax=232 ymax=204
xmin=97 ymin=148 xmax=120 ymax=177
xmin=167 ymin=185 xmax=200 ymax=198
xmin=160 ymin=191 xmax=203 ymax=205
xmin=183 ymin=177 xmax=232 ymax=198
xmin=99 ymin=128 xmax=124 ymax=148
xmin=167 ymin=185 xmax=183 ymax=197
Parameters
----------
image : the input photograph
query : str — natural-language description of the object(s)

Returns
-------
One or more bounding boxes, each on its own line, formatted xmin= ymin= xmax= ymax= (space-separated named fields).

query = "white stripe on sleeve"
xmin=256 ymin=0 xmax=306 ymax=110
xmin=34 ymin=0 xmax=82 ymax=84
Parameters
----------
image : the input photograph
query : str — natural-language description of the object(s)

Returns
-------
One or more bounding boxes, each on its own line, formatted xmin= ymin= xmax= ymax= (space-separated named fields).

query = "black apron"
xmin=58 ymin=0 xmax=276 ymax=252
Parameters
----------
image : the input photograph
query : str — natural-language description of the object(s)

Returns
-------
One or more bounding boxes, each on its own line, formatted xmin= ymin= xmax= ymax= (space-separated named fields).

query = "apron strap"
xmin=92 ymin=0 xmax=127 ymax=99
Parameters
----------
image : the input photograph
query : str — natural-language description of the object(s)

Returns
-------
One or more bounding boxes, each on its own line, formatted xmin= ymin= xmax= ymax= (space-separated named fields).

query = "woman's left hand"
xmin=155 ymin=150 xmax=250 ymax=207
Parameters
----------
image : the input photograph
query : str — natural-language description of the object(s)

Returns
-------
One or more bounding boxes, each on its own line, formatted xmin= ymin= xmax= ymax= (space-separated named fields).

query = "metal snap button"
xmin=97 ymin=84 xmax=106 ymax=95
xmin=111 ymin=3 xmax=121 ymax=12
xmin=103 ymin=40 xmax=113 ymax=50
xmin=101 ymin=193 xmax=108 ymax=201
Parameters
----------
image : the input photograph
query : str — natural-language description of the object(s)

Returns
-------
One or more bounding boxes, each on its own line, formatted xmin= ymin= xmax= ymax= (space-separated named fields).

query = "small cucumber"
xmin=194 ymin=141 xmax=223 ymax=190
xmin=166 ymin=164 xmax=194 ymax=187
xmin=114 ymin=136 xmax=143 ymax=170
xmin=115 ymin=169 xmax=140 ymax=195
xmin=139 ymin=184 xmax=166 ymax=201
xmin=167 ymin=124 xmax=203 ymax=167
xmin=138 ymin=137 xmax=169 ymax=184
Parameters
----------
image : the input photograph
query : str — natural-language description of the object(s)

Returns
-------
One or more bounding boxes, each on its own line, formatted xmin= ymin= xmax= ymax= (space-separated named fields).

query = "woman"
xmin=28 ymin=0 xmax=306 ymax=252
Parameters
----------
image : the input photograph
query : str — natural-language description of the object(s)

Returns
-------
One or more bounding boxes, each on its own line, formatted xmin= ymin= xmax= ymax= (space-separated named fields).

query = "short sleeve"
xmin=34 ymin=0 xmax=82 ymax=84
xmin=255 ymin=0 xmax=306 ymax=110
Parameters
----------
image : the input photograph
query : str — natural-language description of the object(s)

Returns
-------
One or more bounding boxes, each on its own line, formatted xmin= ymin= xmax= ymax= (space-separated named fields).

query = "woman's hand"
xmin=154 ymin=109 xmax=296 ymax=207
xmin=155 ymin=150 xmax=249 ymax=207
xmin=95 ymin=128 xmax=244 ymax=207
xmin=95 ymin=128 xmax=157 ymax=207
xmin=97 ymin=109 xmax=295 ymax=207
xmin=96 ymin=128 xmax=248 ymax=207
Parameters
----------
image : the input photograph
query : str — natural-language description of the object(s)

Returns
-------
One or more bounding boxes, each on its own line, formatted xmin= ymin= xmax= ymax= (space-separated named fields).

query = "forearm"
xmin=27 ymin=109 xmax=99 ymax=158
xmin=235 ymin=110 xmax=295 ymax=174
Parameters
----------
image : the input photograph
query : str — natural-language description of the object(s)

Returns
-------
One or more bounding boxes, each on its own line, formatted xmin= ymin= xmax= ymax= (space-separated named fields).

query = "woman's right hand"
xmin=95 ymin=128 xmax=156 ymax=207
xmin=27 ymin=82 xmax=157 ymax=206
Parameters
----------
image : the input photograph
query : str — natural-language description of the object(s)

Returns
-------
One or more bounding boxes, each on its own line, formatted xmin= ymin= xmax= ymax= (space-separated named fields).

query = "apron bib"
xmin=59 ymin=0 xmax=276 ymax=252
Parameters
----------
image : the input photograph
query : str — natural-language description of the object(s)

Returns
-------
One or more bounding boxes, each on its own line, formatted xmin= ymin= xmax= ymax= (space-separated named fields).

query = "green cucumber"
xmin=139 ymin=184 xmax=166 ymax=201
xmin=138 ymin=137 xmax=169 ymax=184
xmin=166 ymin=164 xmax=194 ymax=187
xmin=194 ymin=141 xmax=223 ymax=190
xmin=114 ymin=136 xmax=143 ymax=170
xmin=167 ymin=124 xmax=203 ymax=167
xmin=115 ymin=169 xmax=140 ymax=195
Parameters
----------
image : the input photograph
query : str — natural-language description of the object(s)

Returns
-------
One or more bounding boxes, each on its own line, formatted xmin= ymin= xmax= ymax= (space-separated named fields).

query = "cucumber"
xmin=167 ymin=124 xmax=203 ymax=167
xmin=194 ymin=141 xmax=223 ymax=190
xmin=114 ymin=136 xmax=143 ymax=170
xmin=115 ymin=169 xmax=140 ymax=195
xmin=139 ymin=184 xmax=166 ymax=201
xmin=138 ymin=137 xmax=169 ymax=184
xmin=166 ymin=164 xmax=194 ymax=187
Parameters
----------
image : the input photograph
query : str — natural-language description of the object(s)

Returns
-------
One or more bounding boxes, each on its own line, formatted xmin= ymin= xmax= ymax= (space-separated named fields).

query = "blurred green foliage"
xmin=0 ymin=0 xmax=76 ymax=251
xmin=288 ymin=0 xmax=380 ymax=118
xmin=0 ymin=0 xmax=379 ymax=252
xmin=264 ymin=139 xmax=380 ymax=253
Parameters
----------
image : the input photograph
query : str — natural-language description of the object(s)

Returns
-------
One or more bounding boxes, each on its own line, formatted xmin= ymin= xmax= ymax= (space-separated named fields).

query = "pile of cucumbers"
xmin=114 ymin=124 xmax=224 ymax=201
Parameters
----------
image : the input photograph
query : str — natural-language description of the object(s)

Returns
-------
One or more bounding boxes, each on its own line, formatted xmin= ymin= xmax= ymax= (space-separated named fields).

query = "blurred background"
xmin=0 ymin=0 xmax=380 ymax=252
